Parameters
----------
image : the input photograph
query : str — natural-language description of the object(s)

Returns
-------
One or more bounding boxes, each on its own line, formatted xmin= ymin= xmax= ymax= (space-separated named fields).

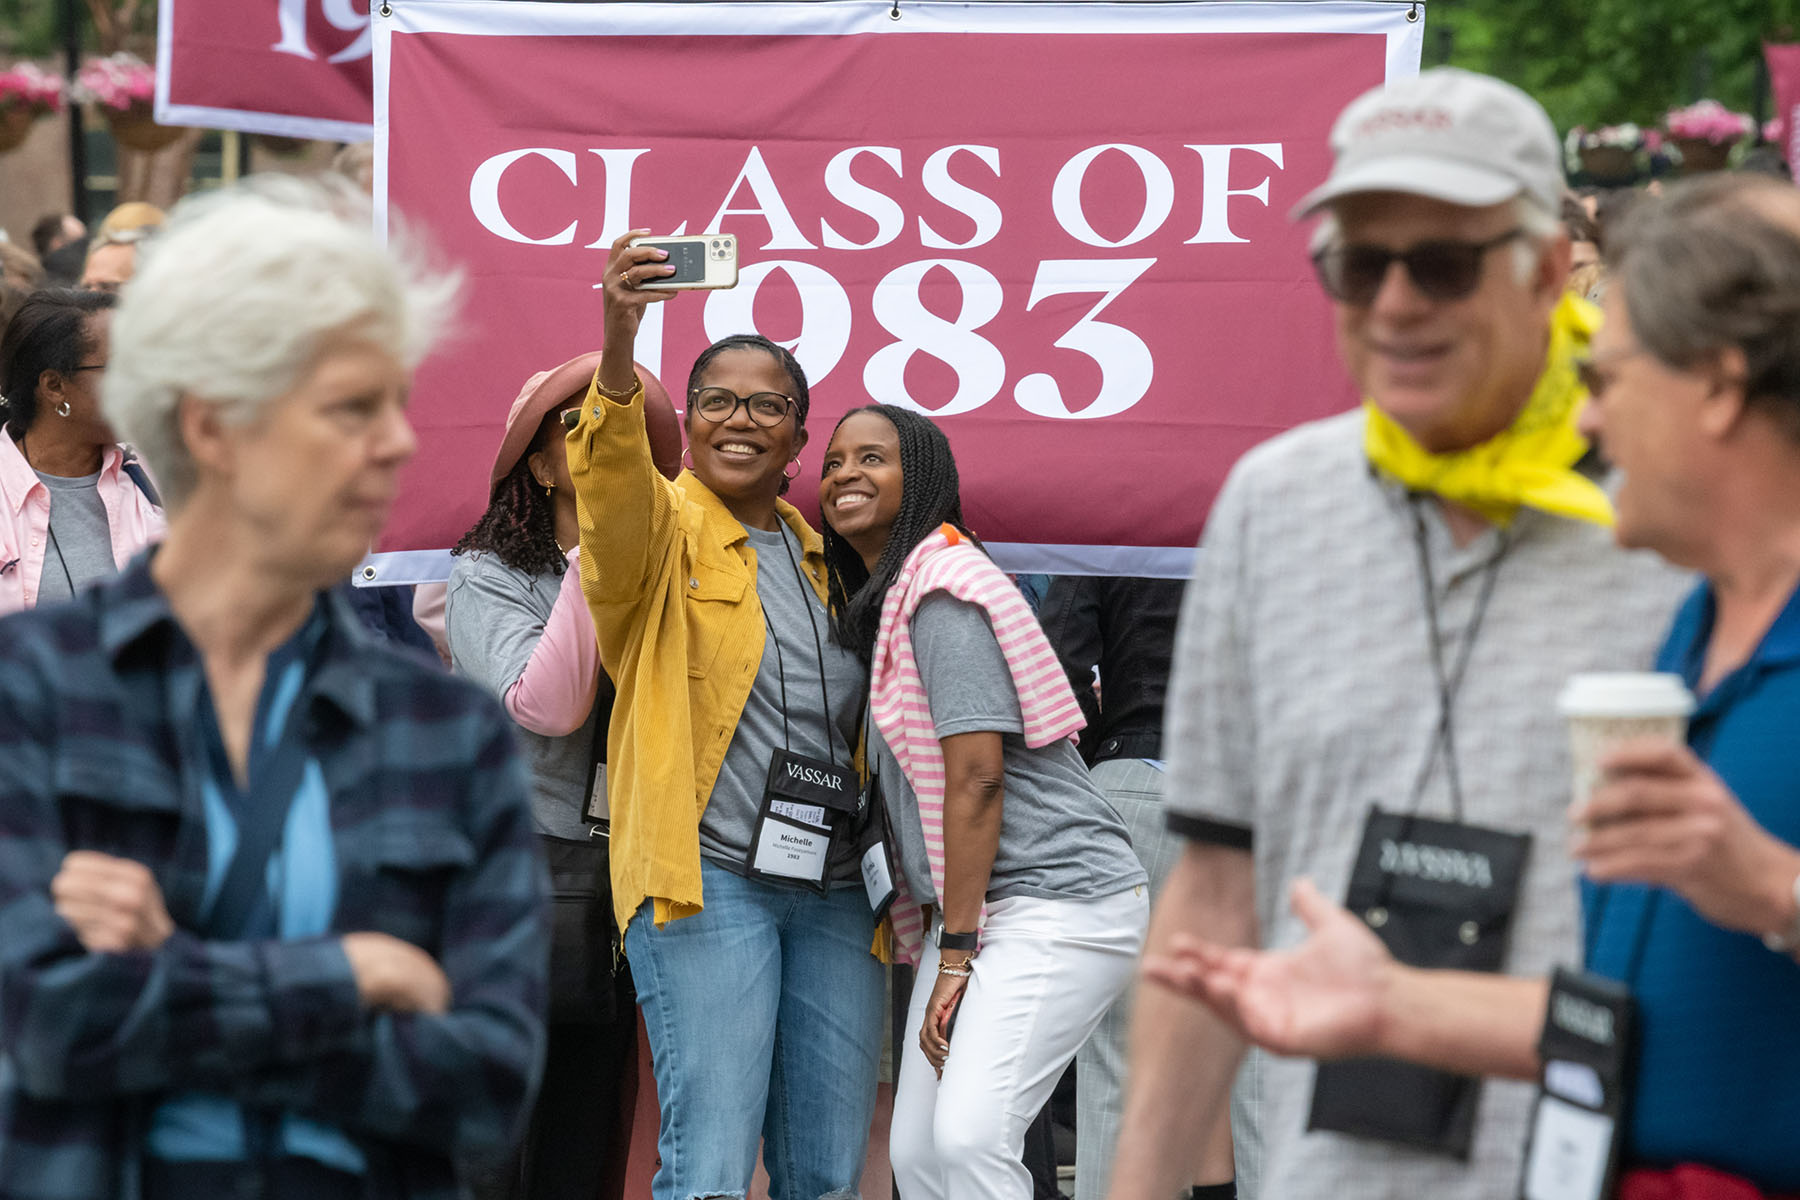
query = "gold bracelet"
xmin=937 ymin=962 xmax=972 ymax=978
xmin=594 ymin=372 xmax=640 ymax=402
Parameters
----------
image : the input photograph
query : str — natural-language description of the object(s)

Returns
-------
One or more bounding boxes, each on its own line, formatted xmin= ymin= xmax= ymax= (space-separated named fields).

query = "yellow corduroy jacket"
xmin=566 ymin=376 xmax=835 ymax=935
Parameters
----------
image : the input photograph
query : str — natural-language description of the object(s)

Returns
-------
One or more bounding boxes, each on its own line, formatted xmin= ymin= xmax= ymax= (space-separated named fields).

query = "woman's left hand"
xmin=919 ymin=965 xmax=970 ymax=1077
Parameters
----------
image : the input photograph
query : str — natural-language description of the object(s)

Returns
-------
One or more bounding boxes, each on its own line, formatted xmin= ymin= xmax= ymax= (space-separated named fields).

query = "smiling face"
xmin=684 ymin=346 xmax=807 ymax=525
xmin=1331 ymin=192 xmax=1566 ymax=452
xmin=820 ymin=410 xmax=905 ymax=569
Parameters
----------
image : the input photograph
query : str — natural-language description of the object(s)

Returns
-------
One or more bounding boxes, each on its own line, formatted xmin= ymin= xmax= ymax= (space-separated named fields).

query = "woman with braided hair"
xmin=443 ymin=351 xmax=678 ymax=1200
xmin=819 ymin=404 xmax=1148 ymax=1200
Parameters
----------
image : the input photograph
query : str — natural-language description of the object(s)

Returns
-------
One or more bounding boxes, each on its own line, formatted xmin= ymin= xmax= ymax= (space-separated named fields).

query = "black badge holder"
xmin=1308 ymin=808 xmax=1532 ymax=1155
xmin=1309 ymin=503 xmax=1531 ymax=1158
xmin=855 ymin=716 xmax=899 ymax=919
xmin=744 ymin=528 xmax=860 ymax=893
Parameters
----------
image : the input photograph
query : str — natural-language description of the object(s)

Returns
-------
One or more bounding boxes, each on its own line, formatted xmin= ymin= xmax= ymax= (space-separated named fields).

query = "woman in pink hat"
xmin=443 ymin=352 xmax=678 ymax=1200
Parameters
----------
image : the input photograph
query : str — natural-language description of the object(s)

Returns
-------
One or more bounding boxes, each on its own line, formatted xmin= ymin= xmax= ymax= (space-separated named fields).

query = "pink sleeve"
xmin=503 ymin=549 xmax=602 ymax=737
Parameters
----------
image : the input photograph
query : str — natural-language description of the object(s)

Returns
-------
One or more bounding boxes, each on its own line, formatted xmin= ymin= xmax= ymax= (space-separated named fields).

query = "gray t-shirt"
xmin=698 ymin=522 xmax=865 ymax=883
xmin=444 ymin=551 xmax=601 ymax=840
xmin=1162 ymin=409 xmax=1693 ymax=1200
xmin=34 ymin=469 xmax=114 ymax=605
xmin=871 ymin=591 xmax=1147 ymax=904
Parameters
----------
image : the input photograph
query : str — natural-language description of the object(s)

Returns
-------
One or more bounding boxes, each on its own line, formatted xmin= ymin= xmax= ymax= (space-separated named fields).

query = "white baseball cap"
xmin=1293 ymin=67 xmax=1563 ymax=219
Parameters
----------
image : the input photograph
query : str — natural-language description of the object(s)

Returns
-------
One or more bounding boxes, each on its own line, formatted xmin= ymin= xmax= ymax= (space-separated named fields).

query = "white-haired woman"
xmin=0 ymin=177 xmax=549 ymax=1200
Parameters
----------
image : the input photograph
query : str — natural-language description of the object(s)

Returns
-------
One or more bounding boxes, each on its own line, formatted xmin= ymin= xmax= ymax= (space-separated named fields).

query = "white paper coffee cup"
xmin=1556 ymin=672 xmax=1696 ymax=806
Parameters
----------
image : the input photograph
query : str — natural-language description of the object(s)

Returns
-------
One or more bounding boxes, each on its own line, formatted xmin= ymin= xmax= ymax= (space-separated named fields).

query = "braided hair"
xmin=452 ymin=411 xmax=567 ymax=578
xmin=686 ymin=333 xmax=810 ymax=495
xmin=823 ymin=404 xmax=979 ymax=664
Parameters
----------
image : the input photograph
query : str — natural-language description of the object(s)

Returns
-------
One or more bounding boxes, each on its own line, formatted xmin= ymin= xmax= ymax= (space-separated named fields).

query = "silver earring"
xmin=56 ymin=401 xmax=71 ymax=418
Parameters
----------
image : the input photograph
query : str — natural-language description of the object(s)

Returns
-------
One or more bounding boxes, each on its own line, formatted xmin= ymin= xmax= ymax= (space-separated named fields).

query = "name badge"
xmin=585 ymin=762 xmax=607 ymax=825
xmin=857 ymin=776 xmax=898 ymax=919
xmin=1518 ymin=967 xmax=1635 ymax=1200
xmin=746 ymin=749 xmax=858 ymax=894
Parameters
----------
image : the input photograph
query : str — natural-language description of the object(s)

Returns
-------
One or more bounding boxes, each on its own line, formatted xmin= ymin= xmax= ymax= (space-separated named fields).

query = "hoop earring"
xmin=56 ymin=401 xmax=71 ymax=418
xmin=783 ymin=457 xmax=801 ymax=481
xmin=681 ymin=447 xmax=694 ymax=471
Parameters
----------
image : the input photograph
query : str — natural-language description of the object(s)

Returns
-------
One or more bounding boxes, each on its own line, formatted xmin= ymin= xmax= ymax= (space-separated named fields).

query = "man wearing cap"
xmin=1105 ymin=69 xmax=1689 ymax=1200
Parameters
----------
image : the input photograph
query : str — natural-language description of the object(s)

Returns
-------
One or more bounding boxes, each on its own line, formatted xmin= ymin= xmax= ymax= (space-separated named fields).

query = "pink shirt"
xmin=0 ymin=431 xmax=165 ymax=615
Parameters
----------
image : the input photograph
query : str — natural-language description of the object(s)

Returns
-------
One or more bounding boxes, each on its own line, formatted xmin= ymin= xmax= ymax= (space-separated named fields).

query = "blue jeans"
xmin=625 ymin=860 xmax=883 ymax=1200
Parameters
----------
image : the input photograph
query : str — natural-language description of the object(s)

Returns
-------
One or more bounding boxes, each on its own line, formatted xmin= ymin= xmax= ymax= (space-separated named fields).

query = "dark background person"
xmin=0 ymin=287 xmax=163 ymax=614
xmin=445 ymin=350 xmax=678 ymax=1200
xmin=1145 ymin=172 xmax=1800 ymax=1200
xmin=30 ymin=212 xmax=86 ymax=262
xmin=566 ymin=231 xmax=882 ymax=1200
xmin=0 ymin=176 xmax=548 ymax=1200
xmin=1038 ymin=574 xmax=1220 ymax=1200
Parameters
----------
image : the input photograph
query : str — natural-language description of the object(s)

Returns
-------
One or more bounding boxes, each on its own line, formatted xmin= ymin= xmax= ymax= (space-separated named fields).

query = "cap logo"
xmin=1354 ymin=107 xmax=1454 ymax=139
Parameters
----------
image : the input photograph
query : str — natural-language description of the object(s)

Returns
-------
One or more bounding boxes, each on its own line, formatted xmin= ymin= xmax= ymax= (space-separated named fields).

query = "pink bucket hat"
xmin=489 ymin=353 xmax=682 ymax=496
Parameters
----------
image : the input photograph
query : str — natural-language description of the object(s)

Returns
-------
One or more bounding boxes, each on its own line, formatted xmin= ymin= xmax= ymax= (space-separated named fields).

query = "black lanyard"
xmin=1405 ymin=497 xmax=1513 ymax=822
xmin=757 ymin=526 xmax=841 ymax=770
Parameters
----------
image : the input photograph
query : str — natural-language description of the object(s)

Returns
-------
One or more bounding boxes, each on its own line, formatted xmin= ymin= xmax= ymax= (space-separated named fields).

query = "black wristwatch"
xmin=937 ymin=929 xmax=979 ymax=952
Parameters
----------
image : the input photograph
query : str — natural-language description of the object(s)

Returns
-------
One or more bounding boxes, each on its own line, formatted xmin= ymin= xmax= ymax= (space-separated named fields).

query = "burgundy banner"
xmin=1768 ymin=43 xmax=1800 ymax=167
xmin=372 ymin=2 xmax=1422 ymax=578
xmin=157 ymin=0 xmax=372 ymax=141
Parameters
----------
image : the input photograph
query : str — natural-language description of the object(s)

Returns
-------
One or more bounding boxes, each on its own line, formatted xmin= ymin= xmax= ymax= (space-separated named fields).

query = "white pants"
xmin=891 ymin=888 xmax=1148 ymax=1200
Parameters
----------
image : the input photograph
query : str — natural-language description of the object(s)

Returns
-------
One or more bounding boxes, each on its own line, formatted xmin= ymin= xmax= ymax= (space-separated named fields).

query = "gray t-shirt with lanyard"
xmin=698 ymin=522 xmax=866 ymax=884
xmin=34 ymin=468 xmax=115 ymax=605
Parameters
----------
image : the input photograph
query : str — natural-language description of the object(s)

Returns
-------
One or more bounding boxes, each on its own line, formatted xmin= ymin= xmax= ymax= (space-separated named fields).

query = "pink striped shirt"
xmin=870 ymin=526 xmax=1085 ymax=965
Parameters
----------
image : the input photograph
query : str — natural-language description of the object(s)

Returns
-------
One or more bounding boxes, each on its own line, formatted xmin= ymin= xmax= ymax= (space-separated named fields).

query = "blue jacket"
xmin=0 ymin=554 xmax=548 ymax=1200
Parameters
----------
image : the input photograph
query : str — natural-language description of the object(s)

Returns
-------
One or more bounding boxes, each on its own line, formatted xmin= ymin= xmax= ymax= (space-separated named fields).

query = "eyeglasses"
xmin=68 ymin=364 xmax=106 ymax=374
xmin=690 ymin=387 xmax=796 ymax=427
xmin=1573 ymin=348 xmax=1652 ymax=401
xmin=1312 ymin=228 xmax=1525 ymax=306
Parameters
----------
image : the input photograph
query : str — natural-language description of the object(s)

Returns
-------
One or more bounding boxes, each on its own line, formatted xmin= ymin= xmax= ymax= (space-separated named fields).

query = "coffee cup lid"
xmin=1556 ymin=672 xmax=1696 ymax=718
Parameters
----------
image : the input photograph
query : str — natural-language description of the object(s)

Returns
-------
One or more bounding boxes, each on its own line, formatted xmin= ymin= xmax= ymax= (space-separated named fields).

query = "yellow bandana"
xmin=1363 ymin=292 xmax=1614 ymax=528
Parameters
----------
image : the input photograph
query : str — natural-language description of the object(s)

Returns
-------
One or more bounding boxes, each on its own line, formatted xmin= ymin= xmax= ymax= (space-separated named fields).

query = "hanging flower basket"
xmin=105 ymin=100 xmax=184 ymax=152
xmin=0 ymin=105 xmax=35 ymax=152
xmin=0 ymin=62 xmax=65 ymax=153
xmin=1664 ymin=100 xmax=1752 ymax=175
xmin=1563 ymin=124 xmax=1647 ymax=185
xmin=73 ymin=53 xmax=183 ymax=152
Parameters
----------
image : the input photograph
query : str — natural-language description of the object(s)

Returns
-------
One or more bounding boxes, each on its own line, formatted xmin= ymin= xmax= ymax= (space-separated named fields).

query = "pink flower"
xmin=0 ymin=63 xmax=66 ymax=115
xmin=1665 ymin=99 xmax=1754 ymax=145
xmin=71 ymin=52 xmax=156 ymax=113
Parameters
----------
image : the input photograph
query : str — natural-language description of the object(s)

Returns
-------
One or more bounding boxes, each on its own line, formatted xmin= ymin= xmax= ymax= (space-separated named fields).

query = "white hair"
xmin=104 ymin=174 xmax=461 ymax=511
xmin=1310 ymin=193 xmax=1564 ymax=285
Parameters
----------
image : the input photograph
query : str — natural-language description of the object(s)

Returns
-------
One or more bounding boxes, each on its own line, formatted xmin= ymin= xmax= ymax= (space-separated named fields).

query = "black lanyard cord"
xmin=1582 ymin=884 xmax=1662 ymax=988
xmin=1406 ymin=498 xmax=1513 ymax=823
xmin=755 ymin=526 xmax=841 ymax=768
xmin=778 ymin=526 xmax=841 ymax=769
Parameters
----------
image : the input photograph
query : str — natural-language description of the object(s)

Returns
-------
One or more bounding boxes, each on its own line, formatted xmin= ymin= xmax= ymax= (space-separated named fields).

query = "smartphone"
xmin=630 ymin=234 xmax=738 ymax=290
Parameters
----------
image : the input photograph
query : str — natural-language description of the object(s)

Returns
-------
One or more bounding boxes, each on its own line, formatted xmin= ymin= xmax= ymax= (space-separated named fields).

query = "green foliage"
xmin=0 ymin=0 xmax=65 ymax=59
xmin=1427 ymin=0 xmax=1800 ymax=133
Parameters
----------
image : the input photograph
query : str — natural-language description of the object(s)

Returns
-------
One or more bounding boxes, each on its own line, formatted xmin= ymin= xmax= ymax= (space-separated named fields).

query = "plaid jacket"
xmin=0 ymin=555 xmax=548 ymax=1200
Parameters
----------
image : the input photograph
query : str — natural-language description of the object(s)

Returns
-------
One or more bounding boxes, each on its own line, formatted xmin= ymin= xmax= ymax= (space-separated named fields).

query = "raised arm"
xmin=565 ymin=230 xmax=679 ymax=617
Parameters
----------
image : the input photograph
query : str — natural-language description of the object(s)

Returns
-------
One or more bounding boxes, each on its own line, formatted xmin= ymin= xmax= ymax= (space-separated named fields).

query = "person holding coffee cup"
xmin=1108 ymin=69 xmax=1690 ymax=1200
xmin=1139 ymin=174 xmax=1800 ymax=1198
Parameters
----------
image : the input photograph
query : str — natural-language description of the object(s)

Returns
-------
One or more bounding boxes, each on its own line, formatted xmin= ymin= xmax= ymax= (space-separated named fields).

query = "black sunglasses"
xmin=1312 ymin=228 xmax=1525 ymax=306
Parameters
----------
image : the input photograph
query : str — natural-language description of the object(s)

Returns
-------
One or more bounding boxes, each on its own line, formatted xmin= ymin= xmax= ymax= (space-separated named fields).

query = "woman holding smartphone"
xmin=819 ymin=404 xmax=1149 ymax=1200
xmin=565 ymin=232 xmax=882 ymax=1200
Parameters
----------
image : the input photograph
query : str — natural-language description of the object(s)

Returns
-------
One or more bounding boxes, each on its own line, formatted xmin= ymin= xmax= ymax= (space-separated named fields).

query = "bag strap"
xmin=121 ymin=452 xmax=163 ymax=509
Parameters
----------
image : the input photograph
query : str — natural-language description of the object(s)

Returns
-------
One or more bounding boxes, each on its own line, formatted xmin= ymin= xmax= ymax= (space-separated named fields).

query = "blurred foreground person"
xmin=1108 ymin=69 xmax=1688 ymax=1200
xmin=0 ymin=177 xmax=548 ymax=1200
xmin=0 ymin=288 xmax=165 ymax=614
xmin=1149 ymin=173 xmax=1800 ymax=1200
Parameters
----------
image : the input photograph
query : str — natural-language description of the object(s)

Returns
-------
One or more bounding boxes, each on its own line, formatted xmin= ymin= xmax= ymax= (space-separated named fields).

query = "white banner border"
xmin=156 ymin=0 xmax=374 ymax=142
